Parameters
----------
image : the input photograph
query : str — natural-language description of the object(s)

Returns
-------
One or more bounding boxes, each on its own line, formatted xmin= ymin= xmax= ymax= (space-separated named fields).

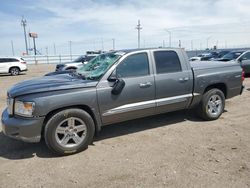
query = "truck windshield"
xmin=76 ymin=52 xmax=121 ymax=80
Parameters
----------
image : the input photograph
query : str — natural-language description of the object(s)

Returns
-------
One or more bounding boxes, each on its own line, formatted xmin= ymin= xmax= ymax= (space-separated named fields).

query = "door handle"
xmin=179 ymin=77 xmax=189 ymax=82
xmin=139 ymin=82 xmax=152 ymax=88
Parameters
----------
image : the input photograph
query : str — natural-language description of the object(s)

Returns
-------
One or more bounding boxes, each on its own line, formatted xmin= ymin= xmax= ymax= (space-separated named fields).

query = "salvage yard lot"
xmin=0 ymin=64 xmax=250 ymax=188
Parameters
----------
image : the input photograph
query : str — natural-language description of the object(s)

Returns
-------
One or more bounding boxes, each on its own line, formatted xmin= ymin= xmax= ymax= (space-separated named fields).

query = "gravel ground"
xmin=0 ymin=64 xmax=250 ymax=188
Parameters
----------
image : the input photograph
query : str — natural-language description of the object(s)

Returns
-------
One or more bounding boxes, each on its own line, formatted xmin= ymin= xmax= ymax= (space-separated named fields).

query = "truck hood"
xmin=8 ymin=73 xmax=98 ymax=98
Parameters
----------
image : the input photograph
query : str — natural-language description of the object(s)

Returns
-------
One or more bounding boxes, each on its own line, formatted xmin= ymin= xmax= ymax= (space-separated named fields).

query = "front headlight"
xmin=14 ymin=101 xmax=35 ymax=117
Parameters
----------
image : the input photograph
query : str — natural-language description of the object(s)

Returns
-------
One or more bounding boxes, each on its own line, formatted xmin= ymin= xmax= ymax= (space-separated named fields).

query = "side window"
xmin=116 ymin=53 xmax=149 ymax=78
xmin=0 ymin=58 xmax=8 ymax=63
xmin=154 ymin=51 xmax=182 ymax=74
xmin=242 ymin=52 xmax=250 ymax=60
xmin=9 ymin=58 xmax=19 ymax=62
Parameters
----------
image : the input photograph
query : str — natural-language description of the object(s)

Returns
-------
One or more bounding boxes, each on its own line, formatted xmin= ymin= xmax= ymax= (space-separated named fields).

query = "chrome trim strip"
xmin=156 ymin=94 xmax=192 ymax=106
xmin=102 ymin=93 xmax=200 ymax=116
xmin=102 ymin=100 xmax=155 ymax=116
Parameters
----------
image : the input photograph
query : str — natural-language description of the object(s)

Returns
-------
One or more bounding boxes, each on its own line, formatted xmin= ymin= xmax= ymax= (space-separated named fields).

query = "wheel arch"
xmin=9 ymin=66 xmax=20 ymax=73
xmin=42 ymin=105 xmax=101 ymax=136
xmin=203 ymin=83 xmax=227 ymax=98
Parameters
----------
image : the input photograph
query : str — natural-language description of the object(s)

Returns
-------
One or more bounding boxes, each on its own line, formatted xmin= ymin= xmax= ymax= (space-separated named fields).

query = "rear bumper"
xmin=1 ymin=109 xmax=44 ymax=143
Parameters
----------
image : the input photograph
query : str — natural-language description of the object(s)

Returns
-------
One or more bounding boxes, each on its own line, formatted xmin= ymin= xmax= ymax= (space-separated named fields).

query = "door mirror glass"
xmin=111 ymin=78 xmax=125 ymax=95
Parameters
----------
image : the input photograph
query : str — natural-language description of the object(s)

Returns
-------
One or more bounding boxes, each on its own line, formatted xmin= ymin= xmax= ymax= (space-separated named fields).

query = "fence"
xmin=21 ymin=54 xmax=81 ymax=64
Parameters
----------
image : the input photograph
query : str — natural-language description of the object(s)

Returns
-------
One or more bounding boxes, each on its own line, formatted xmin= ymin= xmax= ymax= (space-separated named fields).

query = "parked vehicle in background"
xmin=55 ymin=54 xmax=97 ymax=71
xmin=190 ymin=52 xmax=219 ymax=61
xmin=217 ymin=50 xmax=231 ymax=58
xmin=235 ymin=50 xmax=250 ymax=74
xmin=0 ymin=57 xmax=27 ymax=76
xmin=1 ymin=48 xmax=244 ymax=155
xmin=189 ymin=53 xmax=210 ymax=61
xmin=216 ymin=51 xmax=245 ymax=62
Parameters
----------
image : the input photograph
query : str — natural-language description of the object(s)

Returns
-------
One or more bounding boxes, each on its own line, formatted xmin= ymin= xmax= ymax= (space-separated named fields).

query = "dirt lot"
xmin=0 ymin=64 xmax=250 ymax=188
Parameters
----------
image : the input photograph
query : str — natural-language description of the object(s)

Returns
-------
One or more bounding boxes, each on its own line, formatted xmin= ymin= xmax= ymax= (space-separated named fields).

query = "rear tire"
xmin=197 ymin=88 xmax=225 ymax=120
xmin=44 ymin=109 xmax=95 ymax=155
xmin=10 ymin=67 xmax=20 ymax=76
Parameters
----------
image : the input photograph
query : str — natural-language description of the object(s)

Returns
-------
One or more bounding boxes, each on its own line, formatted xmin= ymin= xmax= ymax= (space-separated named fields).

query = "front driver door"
xmin=97 ymin=52 xmax=156 ymax=125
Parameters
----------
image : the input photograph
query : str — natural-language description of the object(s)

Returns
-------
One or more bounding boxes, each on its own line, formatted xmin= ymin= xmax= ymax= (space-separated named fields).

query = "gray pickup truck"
xmin=1 ymin=48 xmax=244 ymax=155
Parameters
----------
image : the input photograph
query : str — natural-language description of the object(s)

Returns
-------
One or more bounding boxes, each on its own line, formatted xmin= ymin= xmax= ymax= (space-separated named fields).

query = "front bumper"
xmin=1 ymin=109 xmax=45 ymax=143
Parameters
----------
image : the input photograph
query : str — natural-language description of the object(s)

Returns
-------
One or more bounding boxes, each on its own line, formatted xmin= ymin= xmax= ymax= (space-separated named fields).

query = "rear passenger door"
xmin=152 ymin=50 xmax=193 ymax=114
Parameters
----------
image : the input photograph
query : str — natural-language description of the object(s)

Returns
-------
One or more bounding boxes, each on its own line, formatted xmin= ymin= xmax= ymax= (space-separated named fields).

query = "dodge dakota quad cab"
xmin=1 ymin=48 xmax=244 ymax=155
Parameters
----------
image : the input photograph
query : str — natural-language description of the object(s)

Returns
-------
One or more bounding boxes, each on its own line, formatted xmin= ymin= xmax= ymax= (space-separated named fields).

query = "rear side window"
xmin=0 ymin=58 xmax=18 ymax=62
xmin=117 ymin=53 xmax=149 ymax=78
xmin=8 ymin=58 xmax=19 ymax=62
xmin=154 ymin=51 xmax=182 ymax=74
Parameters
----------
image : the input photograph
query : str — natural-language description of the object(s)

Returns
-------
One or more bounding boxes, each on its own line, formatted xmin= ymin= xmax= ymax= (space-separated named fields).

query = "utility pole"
xmin=45 ymin=46 xmax=48 ymax=55
xmin=112 ymin=38 xmax=115 ymax=50
xmin=11 ymin=40 xmax=15 ymax=56
xmin=28 ymin=28 xmax=31 ymax=52
xmin=69 ymin=41 xmax=72 ymax=61
xmin=135 ymin=20 xmax=142 ymax=48
xmin=53 ymin=43 xmax=56 ymax=55
xmin=33 ymin=37 xmax=37 ymax=55
xmin=21 ymin=17 xmax=28 ymax=55
xmin=178 ymin=40 xmax=181 ymax=48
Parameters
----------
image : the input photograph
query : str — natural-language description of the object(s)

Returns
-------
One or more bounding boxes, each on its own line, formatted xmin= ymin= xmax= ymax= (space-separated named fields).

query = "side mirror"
xmin=108 ymin=70 xmax=125 ymax=95
xmin=111 ymin=78 xmax=125 ymax=95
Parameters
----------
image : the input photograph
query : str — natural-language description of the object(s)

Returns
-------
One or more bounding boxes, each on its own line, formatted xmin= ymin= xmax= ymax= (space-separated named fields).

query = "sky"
xmin=1 ymin=0 xmax=250 ymax=56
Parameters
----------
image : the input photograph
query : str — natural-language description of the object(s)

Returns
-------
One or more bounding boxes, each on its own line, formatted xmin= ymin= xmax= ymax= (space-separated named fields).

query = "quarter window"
xmin=116 ymin=53 xmax=150 ymax=78
xmin=154 ymin=51 xmax=182 ymax=74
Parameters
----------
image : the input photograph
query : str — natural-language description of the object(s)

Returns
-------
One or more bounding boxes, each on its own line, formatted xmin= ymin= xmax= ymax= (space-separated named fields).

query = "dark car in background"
xmin=236 ymin=50 xmax=250 ymax=74
xmin=216 ymin=51 xmax=245 ymax=62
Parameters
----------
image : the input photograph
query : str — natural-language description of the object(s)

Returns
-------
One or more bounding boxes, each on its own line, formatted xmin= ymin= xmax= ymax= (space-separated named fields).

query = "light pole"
xmin=21 ymin=17 xmax=28 ymax=55
xmin=11 ymin=40 xmax=15 ymax=56
xmin=165 ymin=29 xmax=172 ymax=47
xmin=135 ymin=20 xmax=142 ymax=48
xmin=206 ymin=36 xmax=211 ymax=50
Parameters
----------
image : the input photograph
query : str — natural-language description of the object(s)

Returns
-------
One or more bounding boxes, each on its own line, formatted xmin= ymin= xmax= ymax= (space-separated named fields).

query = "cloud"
xmin=0 ymin=0 xmax=250 ymax=55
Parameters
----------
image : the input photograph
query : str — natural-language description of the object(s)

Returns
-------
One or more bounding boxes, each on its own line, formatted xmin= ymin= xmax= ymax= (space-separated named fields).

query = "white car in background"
xmin=0 ymin=57 xmax=27 ymax=76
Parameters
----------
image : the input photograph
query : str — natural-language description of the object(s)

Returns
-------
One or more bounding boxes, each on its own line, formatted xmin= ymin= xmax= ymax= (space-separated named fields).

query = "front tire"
xmin=197 ymin=89 xmax=225 ymax=120
xmin=44 ymin=109 xmax=95 ymax=155
xmin=10 ymin=67 xmax=20 ymax=76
